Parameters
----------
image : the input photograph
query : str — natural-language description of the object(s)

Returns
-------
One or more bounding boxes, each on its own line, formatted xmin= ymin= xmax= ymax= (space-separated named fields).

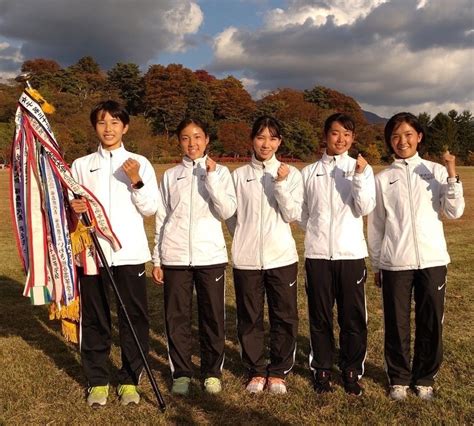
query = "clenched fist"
xmin=355 ymin=154 xmax=368 ymax=174
xmin=443 ymin=150 xmax=457 ymax=178
xmin=275 ymin=163 xmax=290 ymax=182
xmin=206 ymin=156 xmax=217 ymax=173
xmin=122 ymin=158 xmax=141 ymax=184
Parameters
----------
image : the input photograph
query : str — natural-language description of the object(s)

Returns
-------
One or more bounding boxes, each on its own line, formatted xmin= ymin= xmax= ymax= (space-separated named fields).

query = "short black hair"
xmin=323 ymin=113 xmax=356 ymax=136
xmin=90 ymin=100 xmax=130 ymax=127
xmin=384 ymin=112 xmax=424 ymax=154
xmin=176 ymin=117 xmax=209 ymax=138
xmin=250 ymin=116 xmax=282 ymax=140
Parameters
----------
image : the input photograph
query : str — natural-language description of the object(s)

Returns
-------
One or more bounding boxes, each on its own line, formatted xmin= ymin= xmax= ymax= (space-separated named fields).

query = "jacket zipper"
xmin=406 ymin=163 xmax=421 ymax=267
xmin=329 ymin=158 xmax=335 ymax=259
xmin=260 ymin=164 xmax=265 ymax=269
xmin=189 ymin=161 xmax=195 ymax=266
xmin=109 ymin=151 xmax=113 ymax=265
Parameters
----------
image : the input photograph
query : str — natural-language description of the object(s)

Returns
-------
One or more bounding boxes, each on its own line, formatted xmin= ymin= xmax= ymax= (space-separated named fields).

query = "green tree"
xmin=455 ymin=110 xmax=474 ymax=162
xmin=426 ymin=112 xmax=457 ymax=157
xmin=185 ymin=80 xmax=216 ymax=137
xmin=280 ymin=119 xmax=318 ymax=160
xmin=107 ymin=63 xmax=144 ymax=115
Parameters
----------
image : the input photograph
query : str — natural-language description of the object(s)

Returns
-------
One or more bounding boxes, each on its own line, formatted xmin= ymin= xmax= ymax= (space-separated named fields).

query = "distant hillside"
xmin=363 ymin=110 xmax=388 ymax=124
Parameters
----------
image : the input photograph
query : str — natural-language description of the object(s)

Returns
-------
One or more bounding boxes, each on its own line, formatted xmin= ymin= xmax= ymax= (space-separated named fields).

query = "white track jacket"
xmin=71 ymin=144 xmax=159 ymax=266
xmin=368 ymin=153 xmax=465 ymax=273
xmin=300 ymin=151 xmax=376 ymax=260
xmin=152 ymin=155 xmax=236 ymax=267
xmin=228 ymin=155 xmax=303 ymax=270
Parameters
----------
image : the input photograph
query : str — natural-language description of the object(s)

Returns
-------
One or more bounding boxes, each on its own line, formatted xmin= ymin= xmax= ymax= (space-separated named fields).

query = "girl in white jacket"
xmin=227 ymin=116 xmax=303 ymax=394
xmin=368 ymin=112 xmax=465 ymax=401
xmin=152 ymin=118 xmax=236 ymax=396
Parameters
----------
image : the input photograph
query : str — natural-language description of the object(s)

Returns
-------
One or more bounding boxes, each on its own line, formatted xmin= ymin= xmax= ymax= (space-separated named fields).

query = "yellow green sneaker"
xmin=117 ymin=384 xmax=140 ymax=406
xmin=204 ymin=377 xmax=222 ymax=394
xmin=172 ymin=377 xmax=191 ymax=396
xmin=87 ymin=385 xmax=109 ymax=407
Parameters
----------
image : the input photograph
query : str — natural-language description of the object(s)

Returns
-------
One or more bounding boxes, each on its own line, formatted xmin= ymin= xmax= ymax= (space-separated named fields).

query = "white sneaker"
xmin=389 ymin=385 xmax=409 ymax=401
xmin=267 ymin=377 xmax=287 ymax=394
xmin=246 ymin=376 xmax=266 ymax=393
xmin=415 ymin=385 xmax=434 ymax=401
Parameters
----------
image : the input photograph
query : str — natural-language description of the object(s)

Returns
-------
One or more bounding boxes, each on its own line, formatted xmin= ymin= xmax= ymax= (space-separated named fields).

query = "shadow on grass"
xmin=0 ymin=275 xmax=84 ymax=385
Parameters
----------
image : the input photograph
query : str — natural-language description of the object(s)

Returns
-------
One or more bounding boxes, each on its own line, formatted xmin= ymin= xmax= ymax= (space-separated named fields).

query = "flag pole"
xmin=15 ymin=73 xmax=166 ymax=412
xmin=75 ymin=194 xmax=166 ymax=412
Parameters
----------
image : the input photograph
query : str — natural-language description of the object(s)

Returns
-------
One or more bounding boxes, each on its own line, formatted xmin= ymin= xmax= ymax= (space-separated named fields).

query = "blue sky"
xmin=0 ymin=0 xmax=472 ymax=117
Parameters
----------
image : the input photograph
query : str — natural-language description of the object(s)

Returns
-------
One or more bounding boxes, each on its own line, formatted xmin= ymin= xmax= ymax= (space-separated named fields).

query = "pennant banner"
xmin=9 ymin=90 xmax=121 ymax=313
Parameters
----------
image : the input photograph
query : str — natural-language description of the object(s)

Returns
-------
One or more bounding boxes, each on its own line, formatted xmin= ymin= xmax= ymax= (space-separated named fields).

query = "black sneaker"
xmin=343 ymin=370 xmax=362 ymax=396
xmin=314 ymin=370 xmax=332 ymax=394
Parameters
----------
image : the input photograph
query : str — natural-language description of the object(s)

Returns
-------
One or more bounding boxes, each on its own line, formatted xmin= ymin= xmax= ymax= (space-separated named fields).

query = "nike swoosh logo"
xmin=177 ymin=176 xmax=186 ymax=180
xmin=138 ymin=270 xmax=146 ymax=277
xmin=246 ymin=178 xmax=256 ymax=182
xmin=215 ymin=274 xmax=224 ymax=282
xmin=289 ymin=280 xmax=296 ymax=287
xmin=356 ymin=277 xmax=364 ymax=285
xmin=316 ymin=173 xmax=325 ymax=177
xmin=389 ymin=179 xmax=399 ymax=185
xmin=90 ymin=168 xmax=100 ymax=173
xmin=438 ymin=282 xmax=446 ymax=291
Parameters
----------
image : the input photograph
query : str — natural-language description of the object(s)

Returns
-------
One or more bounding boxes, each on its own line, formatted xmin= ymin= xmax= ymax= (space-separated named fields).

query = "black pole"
xmin=77 ymin=198 xmax=166 ymax=412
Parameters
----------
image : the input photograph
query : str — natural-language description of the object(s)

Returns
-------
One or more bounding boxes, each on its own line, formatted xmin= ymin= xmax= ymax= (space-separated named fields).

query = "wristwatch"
xmin=447 ymin=175 xmax=460 ymax=183
xmin=132 ymin=180 xmax=144 ymax=189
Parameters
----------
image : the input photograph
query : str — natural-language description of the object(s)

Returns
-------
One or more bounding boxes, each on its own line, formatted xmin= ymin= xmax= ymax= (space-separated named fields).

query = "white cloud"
xmin=264 ymin=0 xmax=388 ymax=28
xmin=210 ymin=0 xmax=474 ymax=116
xmin=163 ymin=2 xmax=204 ymax=51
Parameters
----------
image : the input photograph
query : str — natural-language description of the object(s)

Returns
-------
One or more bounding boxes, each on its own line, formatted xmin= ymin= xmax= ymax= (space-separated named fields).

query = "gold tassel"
xmin=70 ymin=221 xmax=94 ymax=255
xmin=49 ymin=298 xmax=80 ymax=321
xmin=61 ymin=319 xmax=79 ymax=344
xmin=49 ymin=298 xmax=80 ymax=344
xmin=25 ymin=87 xmax=56 ymax=114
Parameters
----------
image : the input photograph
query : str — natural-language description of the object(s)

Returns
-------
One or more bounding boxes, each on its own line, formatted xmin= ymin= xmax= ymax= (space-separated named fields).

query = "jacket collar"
xmin=393 ymin=152 xmax=422 ymax=167
xmin=251 ymin=153 xmax=279 ymax=170
xmin=98 ymin=143 xmax=127 ymax=159
xmin=182 ymin=154 xmax=207 ymax=168
xmin=321 ymin=149 xmax=349 ymax=164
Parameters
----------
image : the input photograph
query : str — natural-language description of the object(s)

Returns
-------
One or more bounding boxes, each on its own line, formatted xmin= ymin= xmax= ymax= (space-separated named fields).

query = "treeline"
xmin=0 ymin=56 xmax=472 ymax=165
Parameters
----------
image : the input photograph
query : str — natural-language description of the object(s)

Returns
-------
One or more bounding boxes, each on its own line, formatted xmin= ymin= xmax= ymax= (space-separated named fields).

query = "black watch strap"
xmin=132 ymin=180 xmax=144 ymax=189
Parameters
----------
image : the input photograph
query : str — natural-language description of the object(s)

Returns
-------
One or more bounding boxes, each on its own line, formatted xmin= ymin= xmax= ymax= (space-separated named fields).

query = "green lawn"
xmin=0 ymin=165 xmax=472 ymax=424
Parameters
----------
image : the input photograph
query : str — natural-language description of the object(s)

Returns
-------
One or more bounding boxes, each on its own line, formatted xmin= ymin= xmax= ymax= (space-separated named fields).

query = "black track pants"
xmin=163 ymin=265 xmax=226 ymax=379
xmin=233 ymin=263 xmax=299 ymax=379
xmin=305 ymin=258 xmax=367 ymax=377
xmin=381 ymin=266 xmax=447 ymax=386
xmin=80 ymin=264 xmax=149 ymax=386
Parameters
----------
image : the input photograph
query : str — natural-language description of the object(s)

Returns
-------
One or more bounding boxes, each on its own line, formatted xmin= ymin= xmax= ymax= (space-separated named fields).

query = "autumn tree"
xmin=210 ymin=76 xmax=255 ymax=123
xmin=217 ymin=121 xmax=251 ymax=156
xmin=144 ymin=64 xmax=197 ymax=140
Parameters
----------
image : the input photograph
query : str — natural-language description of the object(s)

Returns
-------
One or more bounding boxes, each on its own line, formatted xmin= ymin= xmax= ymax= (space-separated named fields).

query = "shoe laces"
xmin=249 ymin=376 xmax=266 ymax=385
xmin=89 ymin=385 xmax=109 ymax=396
xmin=118 ymin=384 xmax=138 ymax=396
xmin=205 ymin=377 xmax=220 ymax=386
xmin=267 ymin=377 xmax=285 ymax=386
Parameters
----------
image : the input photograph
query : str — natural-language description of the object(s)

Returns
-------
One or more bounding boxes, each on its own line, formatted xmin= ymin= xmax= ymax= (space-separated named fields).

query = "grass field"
xmin=0 ymin=164 xmax=473 ymax=425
